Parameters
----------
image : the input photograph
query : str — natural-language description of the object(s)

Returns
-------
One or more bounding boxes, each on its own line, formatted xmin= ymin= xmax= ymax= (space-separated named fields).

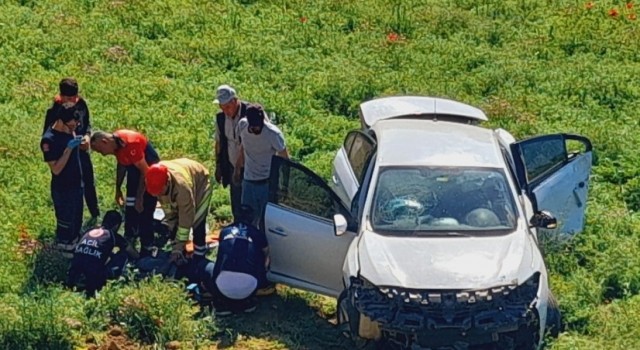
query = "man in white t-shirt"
xmin=233 ymin=105 xmax=288 ymax=227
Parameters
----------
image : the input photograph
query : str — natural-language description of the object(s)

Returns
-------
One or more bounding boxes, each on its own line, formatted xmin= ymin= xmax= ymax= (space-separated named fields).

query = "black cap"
xmin=238 ymin=205 xmax=255 ymax=223
xmin=102 ymin=210 xmax=123 ymax=233
xmin=246 ymin=104 xmax=265 ymax=128
xmin=59 ymin=78 xmax=78 ymax=97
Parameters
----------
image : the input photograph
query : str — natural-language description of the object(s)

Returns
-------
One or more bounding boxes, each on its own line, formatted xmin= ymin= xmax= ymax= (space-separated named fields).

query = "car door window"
xmin=514 ymin=134 xmax=567 ymax=185
xmin=270 ymin=157 xmax=350 ymax=221
xmin=346 ymin=132 xmax=375 ymax=184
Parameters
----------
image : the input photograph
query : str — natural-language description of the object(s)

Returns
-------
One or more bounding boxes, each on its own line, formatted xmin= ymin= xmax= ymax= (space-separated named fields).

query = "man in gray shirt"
xmin=234 ymin=105 xmax=288 ymax=227
xmin=213 ymin=85 xmax=265 ymax=221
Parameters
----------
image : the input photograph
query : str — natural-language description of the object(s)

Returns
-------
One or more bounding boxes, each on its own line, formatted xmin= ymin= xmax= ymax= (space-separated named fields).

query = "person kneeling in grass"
xmin=66 ymin=210 xmax=137 ymax=297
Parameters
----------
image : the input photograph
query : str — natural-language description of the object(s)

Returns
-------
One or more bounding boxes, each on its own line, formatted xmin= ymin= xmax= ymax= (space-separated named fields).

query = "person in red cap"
xmin=90 ymin=130 xmax=161 ymax=256
xmin=145 ymin=158 xmax=212 ymax=261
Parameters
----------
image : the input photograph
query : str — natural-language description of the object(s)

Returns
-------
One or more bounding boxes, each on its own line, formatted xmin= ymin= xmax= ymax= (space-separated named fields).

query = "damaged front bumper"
xmin=349 ymin=274 xmax=541 ymax=349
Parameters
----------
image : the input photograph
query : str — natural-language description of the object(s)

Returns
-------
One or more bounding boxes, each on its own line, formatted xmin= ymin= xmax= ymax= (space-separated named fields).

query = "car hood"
xmin=357 ymin=229 xmax=537 ymax=290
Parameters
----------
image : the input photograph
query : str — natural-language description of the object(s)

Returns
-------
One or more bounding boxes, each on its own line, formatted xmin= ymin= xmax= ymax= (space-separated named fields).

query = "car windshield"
xmin=371 ymin=166 xmax=518 ymax=235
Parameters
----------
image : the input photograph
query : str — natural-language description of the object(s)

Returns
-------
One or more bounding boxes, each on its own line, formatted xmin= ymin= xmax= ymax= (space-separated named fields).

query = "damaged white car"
xmin=263 ymin=96 xmax=592 ymax=349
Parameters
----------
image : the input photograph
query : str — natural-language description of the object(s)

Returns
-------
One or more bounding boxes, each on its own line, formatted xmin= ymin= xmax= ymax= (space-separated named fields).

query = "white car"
xmin=263 ymin=96 xmax=592 ymax=349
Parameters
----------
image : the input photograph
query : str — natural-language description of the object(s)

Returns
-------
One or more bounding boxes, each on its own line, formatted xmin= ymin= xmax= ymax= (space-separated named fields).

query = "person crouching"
xmin=66 ymin=210 xmax=135 ymax=297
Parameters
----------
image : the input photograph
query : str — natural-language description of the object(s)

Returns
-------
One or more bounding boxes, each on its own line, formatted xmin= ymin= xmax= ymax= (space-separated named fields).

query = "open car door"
xmin=331 ymin=131 xmax=376 ymax=208
xmin=264 ymin=156 xmax=357 ymax=297
xmin=511 ymin=134 xmax=593 ymax=237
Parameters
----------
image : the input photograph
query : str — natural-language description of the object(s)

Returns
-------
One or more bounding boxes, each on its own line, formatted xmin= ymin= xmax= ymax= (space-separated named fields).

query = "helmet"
xmin=379 ymin=196 xmax=424 ymax=223
xmin=145 ymin=163 xmax=169 ymax=196
xmin=465 ymin=208 xmax=500 ymax=227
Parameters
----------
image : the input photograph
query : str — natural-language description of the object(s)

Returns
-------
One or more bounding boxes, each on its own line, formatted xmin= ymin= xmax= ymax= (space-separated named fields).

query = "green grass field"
xmin=2 ymin=0 xmax=640 ymax=348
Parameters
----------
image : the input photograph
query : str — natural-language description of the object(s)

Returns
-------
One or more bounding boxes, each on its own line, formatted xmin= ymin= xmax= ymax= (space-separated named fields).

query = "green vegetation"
xmin=1 ymin=0 xmax=640 ymax=348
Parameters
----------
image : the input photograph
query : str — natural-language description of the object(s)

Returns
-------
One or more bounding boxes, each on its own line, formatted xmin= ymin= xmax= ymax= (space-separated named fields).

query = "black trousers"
xmin=80 ymin=150 xmax=99 ymax=218
xmin=228 ymin=164 xmax=243 ymax=221
xmin=51 ymin=186 xmax=83 ymax=244
xmin=124 ymin=166 xmax=157 ymax=249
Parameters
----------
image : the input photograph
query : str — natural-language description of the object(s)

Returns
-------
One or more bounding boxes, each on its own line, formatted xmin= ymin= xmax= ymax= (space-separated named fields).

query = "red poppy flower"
xmin=609 ymin=8 xmax=619 ymax=16
xmin=629 ymin=13 xmax=637 ymax=20
xmin=627 ymin=2 xmax=633 ymax=9
xmin=387 ymin=32 xmax=399 ymax=42
xmin=299 ymin=16 xmax=308 ymax=24
xmin=585 ymin=2 xmax=595 ymax=10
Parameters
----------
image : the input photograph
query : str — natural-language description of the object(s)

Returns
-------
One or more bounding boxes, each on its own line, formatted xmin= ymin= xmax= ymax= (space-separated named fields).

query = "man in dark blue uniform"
xmin=43 ymin=78 xmax=99 ymax=228
xmin=209 ymin=206 xmax=270 ymax=315
xmin=66 ymin=210 xmax=131 ymax=297
xmin=41 ymin=104 xmax=84 ymax=256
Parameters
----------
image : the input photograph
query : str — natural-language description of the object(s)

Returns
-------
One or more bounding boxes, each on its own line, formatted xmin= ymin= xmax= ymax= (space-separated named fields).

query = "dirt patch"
xmin=85 ymin=326 xmax=141 ymax=350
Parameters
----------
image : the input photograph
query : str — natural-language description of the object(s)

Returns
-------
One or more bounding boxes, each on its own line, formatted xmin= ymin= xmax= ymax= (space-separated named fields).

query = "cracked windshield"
xmin=372 ymin=167 xmax=517 ymax=233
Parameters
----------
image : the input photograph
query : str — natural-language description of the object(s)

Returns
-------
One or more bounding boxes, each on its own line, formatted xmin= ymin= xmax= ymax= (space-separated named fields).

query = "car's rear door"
xmin=331 ymin=131 xmax=376 ymax=208
xmin=511 ymin=134 xmax=593 ymax=236
xmin=265 ymin=156 xmax=357 ymax=297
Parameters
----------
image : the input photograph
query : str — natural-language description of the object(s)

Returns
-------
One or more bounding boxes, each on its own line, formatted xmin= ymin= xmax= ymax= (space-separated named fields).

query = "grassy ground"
xmin=2 ymin=0 xmax=640 ymax=348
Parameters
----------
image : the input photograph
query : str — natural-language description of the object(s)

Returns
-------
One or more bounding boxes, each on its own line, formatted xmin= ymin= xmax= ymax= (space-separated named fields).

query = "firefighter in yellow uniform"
xmin=145 ymin=158 xmax=212 ymax=261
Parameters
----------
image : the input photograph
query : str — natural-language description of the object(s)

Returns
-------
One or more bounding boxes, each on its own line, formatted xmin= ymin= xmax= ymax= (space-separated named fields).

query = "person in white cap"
xmin=213 ymin=84 xmax=267 ymax=222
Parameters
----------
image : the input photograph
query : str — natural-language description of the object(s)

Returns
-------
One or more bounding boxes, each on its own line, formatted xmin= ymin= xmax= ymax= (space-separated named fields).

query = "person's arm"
xmin=175 ymin=183 xmax=196 ymax=242
xmin=115 ymin=163 xmax=126 ymax=207
xmin=233 ymin=144 xmax=244 ymax=184
xmin=83 ymin=100 xmax=92 ymax=136
xmin=80 ymin=101 xmax=91 ymax=150
xmin=134 ymin=158 xmax=150 ymax=211
xmin=276 ymin=148 xmax=289 ymax=159
xmin=46 ymin=148 xmax=74 ymax=175
xmin=114 ymin=232 xmax=139 ymax=259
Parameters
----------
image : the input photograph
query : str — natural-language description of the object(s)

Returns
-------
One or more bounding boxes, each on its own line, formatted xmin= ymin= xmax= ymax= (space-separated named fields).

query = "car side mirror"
xmin=334 ymin=214 xmax=348 ymax=236
xmin=529 ymin=210 xmax=558 ymax=229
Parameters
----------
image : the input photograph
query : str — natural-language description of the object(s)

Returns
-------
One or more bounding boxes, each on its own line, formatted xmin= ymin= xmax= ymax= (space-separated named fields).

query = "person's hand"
xmin=215 ymin=166 xmax=222 ymax=184
xmin=66 ymin=138 xmax=81 ymax=150
xmin=134 ymin=196 xmax=144 ymax=213
xmin=170 ymin=241 xmax=187 ymax=263
xmin=232 ymin=169 xmax=242 ymax=186
xmin=79 ymin=135 xmax=90 ymax=151
xmin=115 ymin=188 xmax=124 ymax=207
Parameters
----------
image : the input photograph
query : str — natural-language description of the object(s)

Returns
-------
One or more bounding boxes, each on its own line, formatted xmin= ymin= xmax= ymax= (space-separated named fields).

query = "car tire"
xmin=546 ymin=292 xmax=563 ymax=338
xmin=337 ymin=289 xmax=378 ymax=349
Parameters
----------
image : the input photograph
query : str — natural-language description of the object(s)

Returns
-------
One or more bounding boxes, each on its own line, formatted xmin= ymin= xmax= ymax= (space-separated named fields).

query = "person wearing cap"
xmin=43 ymin=78 xmax=100 ymax=229
xmin=213 ymin=84 xmax=268 ymax=222
xmin=90 ymin=130 xmax=160 ymax=256
xmin=41 ymin=104 xmax=84 ymax=256
xmin=234 ymin=105 xmax=289 ymax=227
xmin=66 ymin=210 xmax=134 ymax=297
xmin=145 ymin=158 xmax=212 ymax=261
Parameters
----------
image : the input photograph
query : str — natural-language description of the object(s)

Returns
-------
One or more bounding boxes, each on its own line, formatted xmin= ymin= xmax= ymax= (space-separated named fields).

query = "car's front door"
xmin=511 ymin=134 xmax=593 ymax=236
xmin=264 ymin=156 xmax=357 ymax=297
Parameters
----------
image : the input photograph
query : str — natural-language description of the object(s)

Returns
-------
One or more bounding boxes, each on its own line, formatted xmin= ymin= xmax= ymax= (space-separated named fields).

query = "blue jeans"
xmin=51 ymin=186 xmax=83 ymax=244
xmin=241 ymin=179 xmax=269 ymax=228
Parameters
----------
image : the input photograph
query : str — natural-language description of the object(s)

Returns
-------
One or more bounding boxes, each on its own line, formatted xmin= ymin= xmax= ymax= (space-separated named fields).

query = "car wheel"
xmin=337 ymin=289 xmax=378 ymax=349
xmin=546 ymin=292 xmax=563 ymax=338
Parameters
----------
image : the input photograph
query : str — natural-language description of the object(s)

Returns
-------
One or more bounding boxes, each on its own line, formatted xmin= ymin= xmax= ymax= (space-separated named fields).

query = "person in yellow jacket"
xmin=145 ymin=158 xmax=212 ymax=261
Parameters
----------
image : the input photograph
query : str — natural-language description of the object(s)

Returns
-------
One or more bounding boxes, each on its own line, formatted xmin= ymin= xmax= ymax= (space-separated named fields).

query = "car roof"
xmin=359 ymin=96 xmax=488 ymax=128
xmin=372 ymin=119 xmax=504 ymax=168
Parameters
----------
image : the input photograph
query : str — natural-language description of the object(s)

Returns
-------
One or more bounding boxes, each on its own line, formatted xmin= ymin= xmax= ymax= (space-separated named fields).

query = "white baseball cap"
xmin=213 ymin=84 xmax=237 ymax=104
